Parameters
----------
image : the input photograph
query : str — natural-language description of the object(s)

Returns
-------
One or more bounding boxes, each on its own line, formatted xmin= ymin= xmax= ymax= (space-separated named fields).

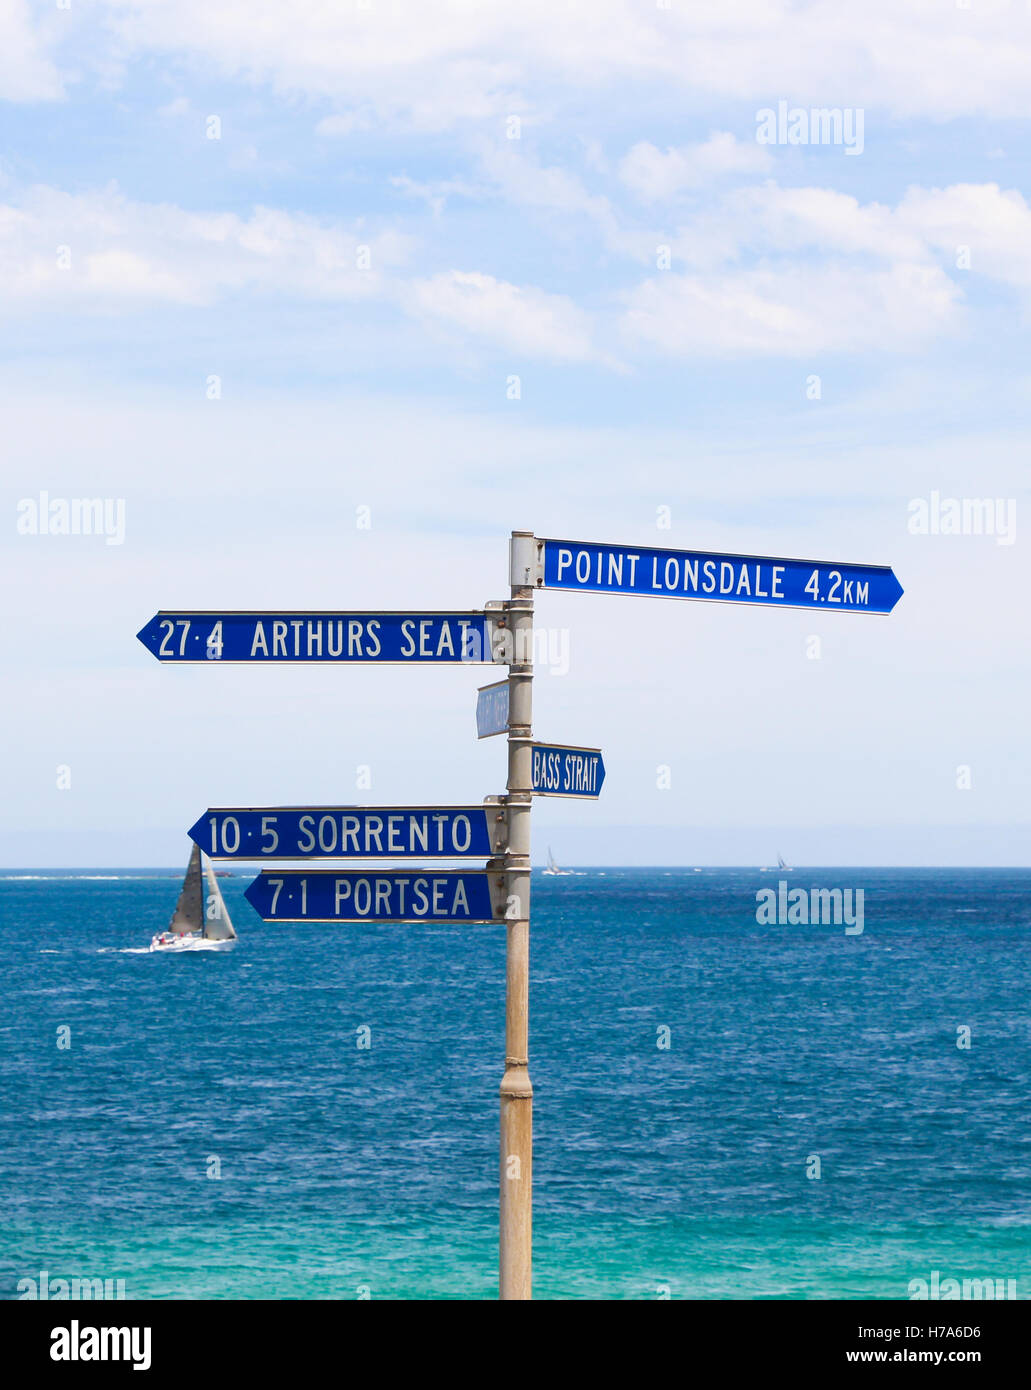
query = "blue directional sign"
xmin=531 ymin=743 xmax=605 ymax=799
xmin=191 ymin=806 xmax=506 ymax=859
xmin=137 ymin=612 xmax=499 ymax=663
xmin=244 ymin=870 xmax=501 ymax=922
xmin=538 ymin=539 xmax=903 ymax=614
xmin=476 ymin=679 xmax=510 ymax=739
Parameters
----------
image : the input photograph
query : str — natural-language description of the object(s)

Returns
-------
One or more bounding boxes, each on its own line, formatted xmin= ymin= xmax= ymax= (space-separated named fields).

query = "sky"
xmin=1 ymin=0 xmax=1028 ymax=866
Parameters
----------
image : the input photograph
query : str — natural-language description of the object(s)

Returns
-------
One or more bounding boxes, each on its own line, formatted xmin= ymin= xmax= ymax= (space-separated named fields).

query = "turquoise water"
xmin=1 ymin=868 xmax=1028 ymax=1299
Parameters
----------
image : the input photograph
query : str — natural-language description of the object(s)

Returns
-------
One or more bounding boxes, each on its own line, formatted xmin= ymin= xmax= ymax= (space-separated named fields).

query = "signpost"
xmin=244 ymin=868 xmax=503 ymax=923
xmin=190 ymin=806 xmax=507 ymax=859
xmin=499 ymin=532 xmax=534 ymax=1302
xmin=141 ymin=527 xmax=900 ymax=1303
xmin=136 ymin=611 xmax=503 ymax=663
xmin=533 ymin=538 xmax=904 ymax=614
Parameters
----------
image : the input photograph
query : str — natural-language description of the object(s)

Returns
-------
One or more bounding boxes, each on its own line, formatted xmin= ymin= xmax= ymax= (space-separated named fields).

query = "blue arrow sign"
xmin=244 ymin=870 xmax=501 ymax=922
xmin=538 ymin=539 xmax=903 ymax=614
xmin=476 ymin=679 xmax=510 ymax=739
xmin=531 ymin=743 xmax=605 ymax=798
xmin=190 ymin=806 xmax=505 ymax=859
xmin=136 ymin=612 xmax=499 ymax=663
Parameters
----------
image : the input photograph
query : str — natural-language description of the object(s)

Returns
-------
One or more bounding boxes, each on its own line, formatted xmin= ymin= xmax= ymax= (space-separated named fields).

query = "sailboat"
xmin=542 ymin=846 xmax=573 ymax=877
xmin=150 ymin=845 xmax=238 ymax=951
xmin=760 ymin=852 xmax=792 ymax=873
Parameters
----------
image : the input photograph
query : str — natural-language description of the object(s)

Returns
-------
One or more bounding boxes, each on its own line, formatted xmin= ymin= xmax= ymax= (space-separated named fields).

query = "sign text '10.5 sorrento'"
xmin=191 ymin=806 xmax=506 ymax=859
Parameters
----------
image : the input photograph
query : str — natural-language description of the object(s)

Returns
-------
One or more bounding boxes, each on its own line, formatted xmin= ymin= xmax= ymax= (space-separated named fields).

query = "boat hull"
xmin=149 ymin=933 xmax=234 ymax=953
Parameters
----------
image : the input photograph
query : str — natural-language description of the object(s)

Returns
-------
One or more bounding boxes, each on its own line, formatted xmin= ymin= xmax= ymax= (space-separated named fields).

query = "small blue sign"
xmin=137 ymin=612 xmax=497 ymax=663
xmin=540 ymin=539 xmax=903 ymax=614
xmin=190 ymin=807 xmax=503 ymax=859
xmin=244 ymin=870 xmax=500 ymax=922
xmin=476 ymin=679 xmax=510 ymax=739
xmin=531 ymin=743 xmax=605 ymax=799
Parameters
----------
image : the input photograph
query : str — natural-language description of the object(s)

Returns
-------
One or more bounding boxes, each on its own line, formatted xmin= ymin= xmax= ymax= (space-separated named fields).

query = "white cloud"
xmin=315 ymin=111 xmax=375 ymax=138
xmin=615 ymin=178 xmax=1031 ymax=355
xmin=477 ymin=143 xmax=613 ymax=221
xmin=618 ymin=134 xmax=772 ymax=201
xmin=622 ymin=262 xmax=959 ymax=357
xmin=665 ymin=181 xmax=1031 ymax=291
xmin=6 ymin=173 xmax=1031 ymax=369
xmin=0 ymin=0 xmax=63 ymax=101
xmin=471 ymin=142 xmax=626 ymax=250
xmin=157 ymin=95 xmax=190 ymax=118
xmin=407 ymin=269 xmax=599 ymax=363
xmin=721 ymin=185 xmax=926 ymax=263
xmin=897 ymin=183 xmax=1031 ymax=290
xmin=80 ymin=248 xmax=198 ymax=302
xmin=389 ymin=173 xmax=484 ymax=218
xmin=660 ymin=185 xmax=929 ymax=272
xmin=53 ymin=0 xmax=1031 ymax=125
xmin=0 ymin=185 xmax=413 ymax=306
xmin=0 ymin=182 xmax=610 ymax=365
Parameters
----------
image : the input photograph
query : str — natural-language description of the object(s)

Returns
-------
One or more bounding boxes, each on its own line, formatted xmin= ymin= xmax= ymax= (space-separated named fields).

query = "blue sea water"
xmin=1 ymin=867 xmax=1028 ymax=1300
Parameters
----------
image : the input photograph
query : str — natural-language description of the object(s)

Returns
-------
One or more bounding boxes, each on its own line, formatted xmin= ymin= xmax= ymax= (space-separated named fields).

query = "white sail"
xmin=167 ymin=844 xmax=205 ymax=935
xmin=547 ymin=847 xmax=558 ymax=871
xmin=202 ymin=855 xmax=236 ymax=940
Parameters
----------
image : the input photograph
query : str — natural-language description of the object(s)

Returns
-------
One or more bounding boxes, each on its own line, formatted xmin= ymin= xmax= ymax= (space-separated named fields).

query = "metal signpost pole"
xmin=500 ymin=531 xmax=536 ymax=1300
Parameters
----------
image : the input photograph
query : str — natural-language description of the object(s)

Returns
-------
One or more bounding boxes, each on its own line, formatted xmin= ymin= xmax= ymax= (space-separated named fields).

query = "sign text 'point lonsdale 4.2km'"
xmin=535 ymin=539 xmax=903 ymax=614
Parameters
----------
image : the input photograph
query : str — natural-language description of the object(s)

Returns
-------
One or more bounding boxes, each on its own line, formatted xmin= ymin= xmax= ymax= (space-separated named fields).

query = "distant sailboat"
xmin=542 ymin=846 xmax=573 ymax=877
xmin=760 ymin=852 xmax=792 ymax=873
xmin=150 ymin=845 xmax=238 ymax=951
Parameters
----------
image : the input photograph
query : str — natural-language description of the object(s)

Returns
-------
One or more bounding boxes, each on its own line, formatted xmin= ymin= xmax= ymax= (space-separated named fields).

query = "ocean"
xmin=1 ymin=867 xmax=1028 ymax=1300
